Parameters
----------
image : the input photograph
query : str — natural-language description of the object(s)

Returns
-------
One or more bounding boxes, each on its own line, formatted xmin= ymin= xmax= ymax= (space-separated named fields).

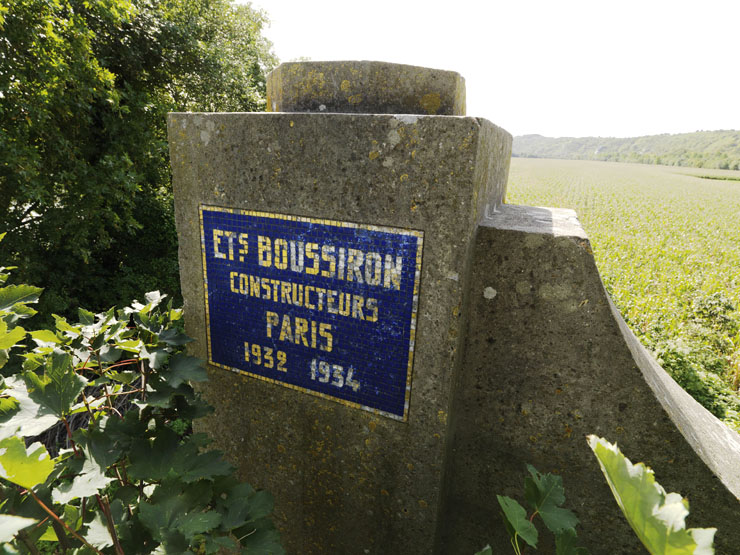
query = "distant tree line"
xmin=0 ymin=0 xmax=277 ymax=320
xmin=513 ymin=131 xmax=740 ymax=170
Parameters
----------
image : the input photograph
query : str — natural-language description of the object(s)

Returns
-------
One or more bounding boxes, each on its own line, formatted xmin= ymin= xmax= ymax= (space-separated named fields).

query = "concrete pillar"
xmin=168 ymin=61 xmax=511 ymax=554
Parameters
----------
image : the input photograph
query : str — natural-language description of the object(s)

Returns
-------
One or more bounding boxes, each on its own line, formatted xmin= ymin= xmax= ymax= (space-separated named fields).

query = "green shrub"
xmin=0 ymin=247 xmax=283 ymax=553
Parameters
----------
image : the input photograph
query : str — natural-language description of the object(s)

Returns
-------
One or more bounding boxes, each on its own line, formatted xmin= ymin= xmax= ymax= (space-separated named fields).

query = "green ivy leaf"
xmin=116 ymin=512 xmax=154 ymax=554
xmin=0 ymin=395 xmax=19 ymax=416
xmin=114 ymin=485 xmax=140 ymax=508
xmin=0 ymin=284 xmax=42 ymax=312
xmin=0 ymin=436 xmax=54 ymax=489
xmin=175 ymin=395 xmax=215 ymax=422
xmin=0 ymin=515 xmax=38 ymax=542
xmin=24 ymin=348 xmax=87 ymax=417
xmin=35 ymin=503 xmax=82 ymax=541
xmin=99 ymin=344 xmax=123 ymax=363
xmin=7 ymin=302 xmax=37 ymax=324
xmin=0 ymin=321 xmax=25 ymax=350
xmin=139 ymin=480 xmax=215 ymax=543
xmin=0 ymin=376 xmax=58 ymax=440
xmin=555 ymin=528 xmax=589 ymax=555
xmin=167 ymin=354 xmax=207 ymax=387
xmin=525 ymin=465 xmax=579 ymax=534
xmin=496 ymin=495 xmax=538 ymax=548
xmin=114 ymin=339 xmax=144 ymax=353
xmin=21 ymin=352 xmax=44 ymax=372
xmin=176 ymin=510 xmax=222 ymax=538
xmin=204 ymin=535 xmax=238 ymax=554
xmin=474 ymin=546 xmax=493 ymax=555
xmin=247 ymin=490 xmax=275 ymax=522
xmin=158 ymin=327 xmax=193 ymax=346
xmin=138 ymin=491 xmax=186 ymax=540
xmin=52 ymin=449 xmax=115 ymax=504
xmin=84 ymin=513 xmax=114 ymax=549
xmin=53 ymin=315 xmax=80 ymax=334
xmin=141 ymin=345 xmax=169 ymax=370
xmin=77 ymin=427 xmax=124 ymax=469
xmin=108 ymin=498 xmax=127 ymax=526
xmin=159 ymin=529 xmax=190 ymax=553
xmin=78 ymin=308 xmax=95 ymax=326
xmin=29 ymin=329 xmax=61 ymax=347
xmin=142 ymin=380 xmax=194 ymax=409
xmin=98 ymin=410 xmax=147 ymax=453
xmin=215 ymin=482 xmax=255 ymax=530
xmin=38 ymin=523 xmax=58 ymax=541
xmin=90 ymin=333 xmax=107 ymax=351
xmin=105 ymin=319 xmax=126 ymax=340
xmin=107 ymin=370 xmax=138 ymax=384
xmin=588 ymin=435 xmax=716 ymax=554
xmin=236 ymin=521 xmax=285 ymax=554
xmin=172 ymin=444 xmax=233 ymax=483
xmin=127 ymin=428 xmax=179 ymax=481
xmin=62 ymin=503 xmax=83 ymax=532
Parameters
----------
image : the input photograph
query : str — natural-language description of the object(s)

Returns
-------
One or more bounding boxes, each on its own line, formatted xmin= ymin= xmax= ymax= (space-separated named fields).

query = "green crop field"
xmin=506 ymin=158 xmax=740 ymax=428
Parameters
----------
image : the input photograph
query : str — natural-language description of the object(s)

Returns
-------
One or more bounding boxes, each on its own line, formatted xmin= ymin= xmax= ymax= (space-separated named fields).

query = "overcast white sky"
xmin=243 ymin=0 xmax=740 ymax=138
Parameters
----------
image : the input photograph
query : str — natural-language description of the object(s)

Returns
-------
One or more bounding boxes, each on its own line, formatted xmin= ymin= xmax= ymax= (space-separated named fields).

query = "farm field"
xmin=506 ymin=158 xmax=740 ymax=427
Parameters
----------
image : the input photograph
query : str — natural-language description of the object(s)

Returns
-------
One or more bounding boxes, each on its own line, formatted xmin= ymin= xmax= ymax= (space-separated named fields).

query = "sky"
xmin=242 ymin=0 xmax=740 ymax=138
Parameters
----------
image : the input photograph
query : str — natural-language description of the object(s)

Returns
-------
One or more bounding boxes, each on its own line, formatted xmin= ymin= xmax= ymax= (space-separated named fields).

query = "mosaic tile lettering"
xmin=199 ymin=205 xmax=424 ymax=421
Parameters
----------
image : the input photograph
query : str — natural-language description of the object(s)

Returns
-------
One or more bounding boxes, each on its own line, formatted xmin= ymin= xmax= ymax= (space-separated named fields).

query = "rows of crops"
xmin=506 ymin=158 xmax=740 ymax=428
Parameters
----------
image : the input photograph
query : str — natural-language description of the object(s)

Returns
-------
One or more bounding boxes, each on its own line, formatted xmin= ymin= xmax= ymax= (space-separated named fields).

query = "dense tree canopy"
xmin=0 ymin=0 xmax=276 ymax=318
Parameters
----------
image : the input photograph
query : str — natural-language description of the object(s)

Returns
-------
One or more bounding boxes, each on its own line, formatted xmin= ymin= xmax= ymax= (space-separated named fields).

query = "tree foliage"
xmin=0 ymin=253 xmax=282 ymax=553
xmin=0 ymin=0 xmax=276 ymax=319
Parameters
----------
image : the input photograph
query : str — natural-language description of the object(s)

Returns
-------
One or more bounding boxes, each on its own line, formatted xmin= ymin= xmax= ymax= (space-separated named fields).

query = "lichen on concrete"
xmin=267 ymin=61 xmax=466 ymax=115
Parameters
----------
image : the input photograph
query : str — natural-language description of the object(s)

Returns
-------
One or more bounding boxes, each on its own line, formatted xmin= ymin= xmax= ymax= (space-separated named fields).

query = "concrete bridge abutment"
xmin=168 ymin=61 xmax=740 ymax=554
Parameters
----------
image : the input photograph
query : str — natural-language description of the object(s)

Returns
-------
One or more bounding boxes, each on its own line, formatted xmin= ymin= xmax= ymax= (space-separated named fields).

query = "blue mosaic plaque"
xmin=199 ymin=205 xmax=424 ymax=421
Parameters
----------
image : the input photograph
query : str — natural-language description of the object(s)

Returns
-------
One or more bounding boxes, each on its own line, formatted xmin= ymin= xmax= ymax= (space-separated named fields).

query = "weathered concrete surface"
xmin=440 ymin=204 xmax=740 ymax=554
xmin=267 ymin=61 xmax=466 ymax=115
xmin=168 ymin=111 xmax=511 ymax=554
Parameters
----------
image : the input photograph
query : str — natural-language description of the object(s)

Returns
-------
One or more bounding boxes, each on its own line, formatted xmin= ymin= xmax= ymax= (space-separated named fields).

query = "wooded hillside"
xmin=513 ymin=130 xmax=740 ymax=169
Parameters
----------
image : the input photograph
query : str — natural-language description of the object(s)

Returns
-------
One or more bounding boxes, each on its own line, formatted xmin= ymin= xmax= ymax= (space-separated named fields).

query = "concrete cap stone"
xmin=266 ymin=60 xmax=466 ymax=115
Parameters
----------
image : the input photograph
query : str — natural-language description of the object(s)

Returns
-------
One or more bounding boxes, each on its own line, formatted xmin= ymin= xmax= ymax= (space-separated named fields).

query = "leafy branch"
xmin=0 ymin=248 xmax=284 ymax=554
xmin=479 ymin=437 xmax=717 ymax=554
xmin=481 ymin=465 xmax=587 ymax=555
xmin=588 ymin=436 xmax=716 ymax=554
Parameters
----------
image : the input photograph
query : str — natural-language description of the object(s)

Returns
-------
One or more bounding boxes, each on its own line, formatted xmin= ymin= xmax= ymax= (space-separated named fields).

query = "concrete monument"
xmin=168 ymin=61 xmax=740 ymax=554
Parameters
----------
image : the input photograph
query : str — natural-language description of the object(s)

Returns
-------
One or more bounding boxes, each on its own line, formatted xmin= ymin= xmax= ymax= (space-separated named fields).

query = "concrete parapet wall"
xmin=169 ymin=61 xmax=740 ymax=555
xmin=441 ymin=204 xmax=740 ymax=553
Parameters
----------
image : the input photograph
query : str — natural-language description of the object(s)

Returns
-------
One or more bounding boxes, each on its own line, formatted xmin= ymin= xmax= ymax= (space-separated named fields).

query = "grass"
xmin=506 ymin=158 xmax=740 ymax=428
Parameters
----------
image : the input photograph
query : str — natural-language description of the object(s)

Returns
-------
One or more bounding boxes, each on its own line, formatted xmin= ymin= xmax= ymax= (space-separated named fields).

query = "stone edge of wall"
xmin=610 ymin=297 xmax=740 ymax=497
xmin=489 ymin=202 xmax=740 ymax=499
